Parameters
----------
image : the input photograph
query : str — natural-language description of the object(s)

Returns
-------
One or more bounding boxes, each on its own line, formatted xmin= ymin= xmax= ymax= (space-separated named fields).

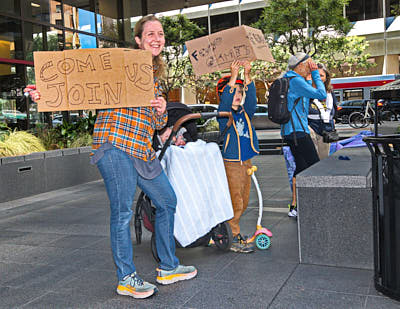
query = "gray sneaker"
xmin=117 ymin=272 xmax=158 ymax=299
xmin=156 ymin=265 xmax=197 ymax=285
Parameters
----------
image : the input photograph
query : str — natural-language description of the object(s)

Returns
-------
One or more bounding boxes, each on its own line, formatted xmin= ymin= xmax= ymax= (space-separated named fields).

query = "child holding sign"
xmin=217 ymin=60 xmax=259 ymax=253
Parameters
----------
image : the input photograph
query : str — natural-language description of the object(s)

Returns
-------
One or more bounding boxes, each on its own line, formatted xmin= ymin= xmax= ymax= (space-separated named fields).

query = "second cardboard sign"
xmin=186 ymin=25 xmax=274 ymax=76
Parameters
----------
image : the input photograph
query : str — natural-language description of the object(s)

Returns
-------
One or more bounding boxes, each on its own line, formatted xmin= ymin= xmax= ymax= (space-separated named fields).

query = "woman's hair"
xmin=133 ymin=15 xmax=165 ymax=78
xmin=317 ymin=63 xmax=332 ymax=93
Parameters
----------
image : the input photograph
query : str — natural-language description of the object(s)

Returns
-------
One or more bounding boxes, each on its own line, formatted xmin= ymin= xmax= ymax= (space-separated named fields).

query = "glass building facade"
xmin=0 ymin=0 xmax=142 ymax=129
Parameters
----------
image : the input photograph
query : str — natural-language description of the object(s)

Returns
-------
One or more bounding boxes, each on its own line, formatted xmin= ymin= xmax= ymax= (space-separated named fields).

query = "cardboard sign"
xmin=34 ymin=48 xmax=154 ymax=112
xmin=186 ymin=25 xmax=274 ymax=76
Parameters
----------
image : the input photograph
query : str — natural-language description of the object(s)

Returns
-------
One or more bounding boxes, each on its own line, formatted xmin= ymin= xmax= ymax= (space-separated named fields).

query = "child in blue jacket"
xmin=217 ymin=60 xmax=259 ymax=253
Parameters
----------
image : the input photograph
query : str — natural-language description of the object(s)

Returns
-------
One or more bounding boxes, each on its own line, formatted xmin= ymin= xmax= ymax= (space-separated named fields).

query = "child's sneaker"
xmin=230 ymin=235 xmax=254 ymax=253
xmin=156 ymin=265 xmax=197 ymax=285
xmin=117 ymin=272 xmax=158 ymax=299
xmin=288 ymin=204 xmax=297 ymax=218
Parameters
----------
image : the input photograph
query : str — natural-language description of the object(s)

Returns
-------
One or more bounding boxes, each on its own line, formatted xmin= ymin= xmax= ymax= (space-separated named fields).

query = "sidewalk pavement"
xmin=1 ymin=135 xmax=400 ymax=308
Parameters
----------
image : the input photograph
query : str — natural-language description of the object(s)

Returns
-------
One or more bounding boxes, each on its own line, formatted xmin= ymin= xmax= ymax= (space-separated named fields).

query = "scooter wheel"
xmin=255 ymin=234 xmax=271 ymax=250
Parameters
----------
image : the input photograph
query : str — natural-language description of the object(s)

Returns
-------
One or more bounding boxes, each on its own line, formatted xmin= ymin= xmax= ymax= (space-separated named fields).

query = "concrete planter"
xmin=296 ymin=147 xmax=373 ymax=270
xmin=0 ymin=147 xmax=101 ymax=203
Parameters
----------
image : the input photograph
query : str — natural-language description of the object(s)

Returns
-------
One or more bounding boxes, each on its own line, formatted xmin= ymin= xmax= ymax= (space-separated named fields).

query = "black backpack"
xmin=267 ymin=76 xmax=303 ymax=145
xmin=267 ymin=77 xmax=296 ymax=124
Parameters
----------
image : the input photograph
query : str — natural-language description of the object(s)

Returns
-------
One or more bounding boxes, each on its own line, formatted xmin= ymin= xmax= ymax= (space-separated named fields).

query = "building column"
xmin=383 ymin=54 xmax=400 ymax=74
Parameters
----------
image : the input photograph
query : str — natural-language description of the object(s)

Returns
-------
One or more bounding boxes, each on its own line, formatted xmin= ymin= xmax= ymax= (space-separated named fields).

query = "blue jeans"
xmin=96 ymin=146 xmax=179 ymax=281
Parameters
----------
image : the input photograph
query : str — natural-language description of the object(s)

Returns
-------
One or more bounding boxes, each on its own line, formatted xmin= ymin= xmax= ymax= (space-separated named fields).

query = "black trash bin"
xmin=364 ymin=135 xmax=400 ymax=302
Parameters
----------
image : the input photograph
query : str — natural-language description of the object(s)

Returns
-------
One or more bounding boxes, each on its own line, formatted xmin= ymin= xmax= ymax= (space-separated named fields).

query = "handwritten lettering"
xmin=45 ymin=82 xmax=65 ymax=107
xmin=86 ymin=83 xmax=101 ymax=104
xmin=68 ymin=84 xmax=85 ymax=105
xmin=100 ymin=52 xmax=112 ymax=70
xmin=40 ymin=61 xmax=58 ymax=82
xmin=124 ymin=63 xmax=153 ymax=91
xmin=76 ymin=55 xmax=96 ymax=72
xmin=57 ymin=58 xmax=75 ymax=75
xmin=104 ymin=82 xmax=122 ymax=105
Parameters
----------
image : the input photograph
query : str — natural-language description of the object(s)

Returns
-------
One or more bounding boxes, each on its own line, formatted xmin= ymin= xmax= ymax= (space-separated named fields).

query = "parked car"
xmin=52 ymin=112 xmax=87 ymax=127
xmin=377 ymin=98 xmax=400 ymax=115
xmin=187 ymin=104 xmax=218 ymax=114
xmin=0 ymin=110 xmax=27 ymax=121
xmin=251 ymin=104 xmax=280 ymax=130
xmin=335 ymin=99 xmax=400 ymax=123
xmin=335 ymin=99 xmax=370 ymax=123
xmin=188 ymin=104 xmax=219 ymax=126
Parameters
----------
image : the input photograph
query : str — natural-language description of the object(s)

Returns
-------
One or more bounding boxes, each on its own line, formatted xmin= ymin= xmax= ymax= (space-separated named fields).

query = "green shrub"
xmin=70 ymin=133 xmax=93 ymax=148
xmin=0 ymin=130 xmax=46 ymax=157
xmin=199 ymin=118 xmax=219 ymax=133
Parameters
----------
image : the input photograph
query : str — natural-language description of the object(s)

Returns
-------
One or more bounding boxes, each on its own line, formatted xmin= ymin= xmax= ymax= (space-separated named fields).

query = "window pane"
xmin=64 ymin=2 xmax=96 ymax=34
xmin=98 ymin=39 xmax=118 ymax=48
xmin=78 ymin=33 xmax=97 ymax=48
xmin=21 ymin=0 xmax=62 ymax=23
xmin=64 ymin=31 xmax=96 ymax=49
xmin=97 ymin=0 xmax=123 ymax=40
xmin=0 ymin=0 xmax=20 ymax=16
xmin=97 ymin=15 xmax=121 ymax=40
xmin=211 ymin=12 xmax=238 ymax=33
xmin=0 ymin=16 xmax=23 ymax=60
xmin=0 ymin=65 xmax=27 ymax=130
xmin=23 ymin=23 xmax=44 ymax=61
xmin=47 ymin=27 xmax=64 ymax=51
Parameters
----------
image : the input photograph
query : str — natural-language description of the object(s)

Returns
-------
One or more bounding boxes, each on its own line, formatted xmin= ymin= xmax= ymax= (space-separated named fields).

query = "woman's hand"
xmin=151 ymin=96 xmax=166 ymax=116
xmin=23 ymin=85 xmax=41 ymax=102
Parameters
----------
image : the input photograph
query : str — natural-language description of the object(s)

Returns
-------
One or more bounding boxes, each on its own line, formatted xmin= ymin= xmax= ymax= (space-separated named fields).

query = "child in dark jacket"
xmin=217 ymin=60 xmax=259 ymax=253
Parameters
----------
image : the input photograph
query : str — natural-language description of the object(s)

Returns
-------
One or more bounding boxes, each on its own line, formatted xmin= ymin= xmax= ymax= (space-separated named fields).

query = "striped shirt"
xmin=92 ymin=79 xmax=167 ymax=162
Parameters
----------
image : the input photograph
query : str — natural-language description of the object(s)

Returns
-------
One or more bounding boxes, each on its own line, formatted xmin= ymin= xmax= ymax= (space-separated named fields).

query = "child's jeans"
xmin=223 ymin=159 xmax=252 ymax=237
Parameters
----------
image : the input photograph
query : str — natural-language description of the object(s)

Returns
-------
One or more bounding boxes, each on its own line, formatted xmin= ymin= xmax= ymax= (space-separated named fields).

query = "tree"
xmin=253 ymin=0 xmax=351 ymax=55
xmin=252 ymin=0 xmax=374 ymax=78
xmin=314 ymin=36 xmax=373 ymax=77
xmin=184 ymin=65 xmax=222 ymax=104
xmin=159 ymin=15 xmax=206 ymax=101
xmin=391 ymin=3 xmax=400 ymax=16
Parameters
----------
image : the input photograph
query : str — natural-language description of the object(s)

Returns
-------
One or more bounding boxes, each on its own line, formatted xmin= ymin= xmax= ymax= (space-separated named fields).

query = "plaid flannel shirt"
xmin=92 ymin=79 xmax=167 ymax=162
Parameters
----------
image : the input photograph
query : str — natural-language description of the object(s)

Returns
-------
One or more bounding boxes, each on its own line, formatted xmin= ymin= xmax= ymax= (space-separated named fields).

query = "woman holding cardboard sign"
xmin=26 ymin=15 xmax=197 ymax=300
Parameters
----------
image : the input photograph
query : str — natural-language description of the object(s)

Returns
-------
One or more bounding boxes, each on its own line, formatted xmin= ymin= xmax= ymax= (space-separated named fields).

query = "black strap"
xmin=288 ymin=97 xmax=302 ymax=146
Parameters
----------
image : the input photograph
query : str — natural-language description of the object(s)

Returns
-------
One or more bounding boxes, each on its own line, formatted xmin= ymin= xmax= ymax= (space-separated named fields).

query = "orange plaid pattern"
xmin=92 ymin=81 xmax=167 ymax=161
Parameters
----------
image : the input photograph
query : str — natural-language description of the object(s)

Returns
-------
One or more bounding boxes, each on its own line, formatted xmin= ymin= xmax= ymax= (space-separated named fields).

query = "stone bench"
xmin=296 ymin=147 xmax=373 ymax=270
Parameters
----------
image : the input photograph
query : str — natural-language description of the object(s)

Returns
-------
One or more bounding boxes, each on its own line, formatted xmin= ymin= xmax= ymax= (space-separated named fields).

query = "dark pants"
xmin=285 ymin=134 xmax=320 ymax=176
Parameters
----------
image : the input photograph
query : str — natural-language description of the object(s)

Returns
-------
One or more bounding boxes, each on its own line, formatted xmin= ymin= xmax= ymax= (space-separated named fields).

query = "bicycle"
xmin=348 ymin=100 xmax=398 ymax=128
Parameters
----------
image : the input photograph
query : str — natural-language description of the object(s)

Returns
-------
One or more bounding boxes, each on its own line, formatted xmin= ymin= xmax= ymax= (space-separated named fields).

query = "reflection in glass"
xmin=78 ymin=34 xmax=97 ymax=49
xmin=97 ymin=15 xmax=121 ymax=40
xmin=65 ymin=30 xmax=81 ymax=49
xmin=64 ymin=2 xmax=96 ymax=34
xmin=0 ymin=1 xmax=20 ymax=15
xmin=98 ymin=39 xmax=118 ymax=48
xmin=24 ymin=24 xmax=63 ymax=61
xmin=64 ymin=31 xmax=96 ymax=49
xmin=21 ymin=0 xmax=62 ymax=23
xmin=0 ymin=16 xmax=23 ymax=61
